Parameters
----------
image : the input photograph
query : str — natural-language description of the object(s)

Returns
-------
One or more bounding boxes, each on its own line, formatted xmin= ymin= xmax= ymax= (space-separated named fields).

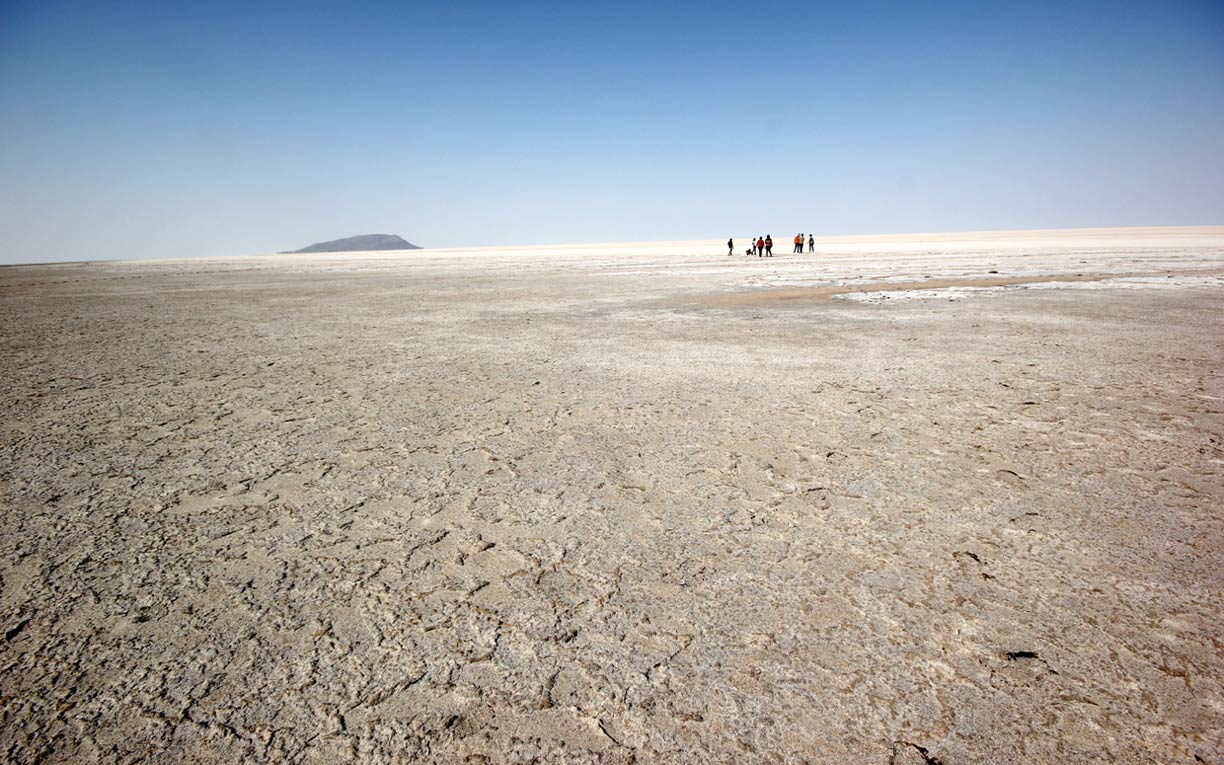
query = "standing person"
xmin=808 ymin=234 xmax=815 ymax=253
xmin=765 ymin=235 xmax=773 ymax=257
xmin=727 ymin=237 xmax=734 ymax=256
xmin=794 ymin=233 xmax=803 ymax=253
xmin=756 ymin=236 xmax=765 ymax=258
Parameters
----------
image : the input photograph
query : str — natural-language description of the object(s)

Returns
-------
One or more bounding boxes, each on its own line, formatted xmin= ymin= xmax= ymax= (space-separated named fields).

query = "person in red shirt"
xmin=756 ymin=237 xmax=765 ymax=258
xmin=764 ymin=235 xmax=773 ymax=257
xmin=794 ymin=233 xmax=803 ymax=253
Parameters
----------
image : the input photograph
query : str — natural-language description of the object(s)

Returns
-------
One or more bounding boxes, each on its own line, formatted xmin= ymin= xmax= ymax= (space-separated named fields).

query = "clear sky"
xmin=1 ymin=0 xmax=1222 ymax=263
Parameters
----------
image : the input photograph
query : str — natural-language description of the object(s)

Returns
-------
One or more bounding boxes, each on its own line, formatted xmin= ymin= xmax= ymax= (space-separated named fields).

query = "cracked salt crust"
xmin=838 ymin=274 xmax=1224 ymax=303
xmin=2 ymin=227 xmax=1223 ymax=764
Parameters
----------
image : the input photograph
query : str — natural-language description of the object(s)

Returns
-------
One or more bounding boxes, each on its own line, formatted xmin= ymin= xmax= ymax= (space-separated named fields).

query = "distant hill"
xmin=284 ymin=234 xmax=422 ymax=253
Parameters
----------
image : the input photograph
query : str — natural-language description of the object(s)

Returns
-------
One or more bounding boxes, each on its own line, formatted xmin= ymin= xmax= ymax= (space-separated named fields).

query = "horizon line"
xmin=3 ymin=222 xmax=1223 ymax=268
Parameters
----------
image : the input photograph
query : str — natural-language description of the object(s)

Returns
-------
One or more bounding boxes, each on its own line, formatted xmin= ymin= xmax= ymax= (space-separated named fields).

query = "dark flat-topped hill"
xmin=284 ymin=234 xmax=422 ymax=253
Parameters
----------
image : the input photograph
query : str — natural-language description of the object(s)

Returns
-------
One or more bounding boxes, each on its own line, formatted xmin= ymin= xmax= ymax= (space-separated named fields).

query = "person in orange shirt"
xmin=794 ymin=233 xmax=803 ymax=253
xmin=756 ymin=236 xmax=765 ymax=257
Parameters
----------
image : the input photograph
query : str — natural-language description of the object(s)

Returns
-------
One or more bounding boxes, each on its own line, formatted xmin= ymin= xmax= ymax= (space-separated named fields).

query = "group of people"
xmin=727 ymin=234 xmax=816 ymax=257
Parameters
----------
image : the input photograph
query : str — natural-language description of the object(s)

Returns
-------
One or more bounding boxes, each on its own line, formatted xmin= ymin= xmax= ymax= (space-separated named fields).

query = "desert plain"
xmin=1 ymin=226 xmax=1223 ymax=764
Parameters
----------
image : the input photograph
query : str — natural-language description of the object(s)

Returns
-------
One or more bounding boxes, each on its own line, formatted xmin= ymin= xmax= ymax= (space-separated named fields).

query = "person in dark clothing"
xmin=727 ymin=238 xmax=734 ymax=256
xmin=808 ymin=234 xmax=815 ymax=253
xmin=765 ymin=235 xmax=773 ymax=257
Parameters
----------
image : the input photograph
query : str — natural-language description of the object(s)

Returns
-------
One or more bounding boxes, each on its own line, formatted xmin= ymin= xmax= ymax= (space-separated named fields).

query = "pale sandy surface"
xmin=1 ymin=227 xmax=1223 ymax=764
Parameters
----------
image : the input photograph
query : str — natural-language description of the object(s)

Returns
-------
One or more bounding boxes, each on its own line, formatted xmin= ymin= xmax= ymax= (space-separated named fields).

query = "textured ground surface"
xmin=2 ymin=227 xmax=1223 ymax=764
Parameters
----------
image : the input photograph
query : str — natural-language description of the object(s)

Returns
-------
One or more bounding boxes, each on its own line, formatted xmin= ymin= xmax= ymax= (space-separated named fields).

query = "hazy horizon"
xmin=2 ymin=0 xmax=1223 ymax=265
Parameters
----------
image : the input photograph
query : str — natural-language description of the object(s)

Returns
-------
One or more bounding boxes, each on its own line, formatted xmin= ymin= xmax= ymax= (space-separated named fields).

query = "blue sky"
xmin=1 ymin=0 xmax=1222 ymax=262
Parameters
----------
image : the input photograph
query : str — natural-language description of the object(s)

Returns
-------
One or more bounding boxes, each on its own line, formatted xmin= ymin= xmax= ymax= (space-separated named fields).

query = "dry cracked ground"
xmin=1 ymin=228 xmax=1223 ymax=764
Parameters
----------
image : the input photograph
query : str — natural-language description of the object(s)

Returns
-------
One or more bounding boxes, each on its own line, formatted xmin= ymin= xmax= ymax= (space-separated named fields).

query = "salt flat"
xmin=1 ymin=227 xmax=1222 ymax=764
